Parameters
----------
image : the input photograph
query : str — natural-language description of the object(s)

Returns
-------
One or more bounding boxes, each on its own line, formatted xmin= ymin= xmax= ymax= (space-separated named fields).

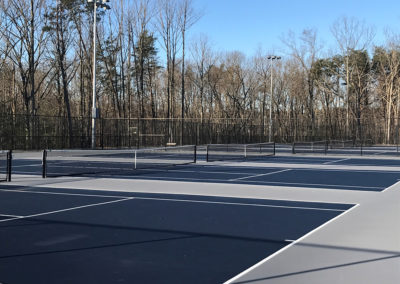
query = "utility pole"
xmin=267 ymin=55 xmax=281 ymax=142
xmin=88 ymin=0 xmax=111 ymax=149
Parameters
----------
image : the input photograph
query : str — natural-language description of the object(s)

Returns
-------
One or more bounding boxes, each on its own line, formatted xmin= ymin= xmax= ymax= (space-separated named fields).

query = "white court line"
xmin=323 ymin=158 xmax=350 ymax=165
xmin=0 ymin=188 xmax=347 ymax=214
xmin=132 ymin=196 xmax=347 ymax=212
xmin=0 ymin=187 xmax=348 ymax=209
xmin=229 ymin=169 xmax=292 ymax=181
xmin=236 ymin=179 xmax=382 ymax=190
xmin=224 ymin=204 xmax=360 ymax=284
xmin=0 ymin=214 xmax=23 ymax=218
xmin=301 ymin=168 xmax=400 ymax=174
xmin=0 ymin=197 xmax=133 ymax=223
xmin=139 ymin=168 xmax=255 ymax=176
xmin=382 ymin=180 xmax=400 ymax=193
xmin=0 ymin=186 xmax=354 ymax=208
xmin=12 ymin=163 xmax=42 ymax=168
xmin=0 ymin=188 xmax=130 ymax=199
xmin=366 ymin=150 xmax=393 ymax=155
xmin=115 ymin=174 xmax=382 ymax=190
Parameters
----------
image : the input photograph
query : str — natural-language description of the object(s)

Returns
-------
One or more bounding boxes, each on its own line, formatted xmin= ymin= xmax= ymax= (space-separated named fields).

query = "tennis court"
xmin=0 ymin=187 xmax=353 ymax=284
xmin=1 ymin=146 xmax=400 ymax=283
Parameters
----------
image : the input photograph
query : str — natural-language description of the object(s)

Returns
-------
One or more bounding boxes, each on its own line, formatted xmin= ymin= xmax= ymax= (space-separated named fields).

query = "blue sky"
xmin=189 ymin=0 xmax=400 ymax=57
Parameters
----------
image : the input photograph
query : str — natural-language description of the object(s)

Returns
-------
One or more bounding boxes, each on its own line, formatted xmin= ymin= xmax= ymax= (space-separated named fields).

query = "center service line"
xmin=323 ymin=158 xmax=350 ymax=165
xmin=229 ymin=169 xmax=292 ymax=182
xmin=0 ymin=197 xmax=134 ymax=223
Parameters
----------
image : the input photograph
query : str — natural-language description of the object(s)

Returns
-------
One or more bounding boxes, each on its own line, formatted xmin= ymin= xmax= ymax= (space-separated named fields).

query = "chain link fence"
xmin=0 ymin=114 xmax=399 ymax=150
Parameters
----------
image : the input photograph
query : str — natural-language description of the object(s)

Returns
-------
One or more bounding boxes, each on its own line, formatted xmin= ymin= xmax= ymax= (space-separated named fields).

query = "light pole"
xmin=267 ymin=55 xmax=281 ymax=142
xmin=88 ymin=0 xmax=110 ymax=149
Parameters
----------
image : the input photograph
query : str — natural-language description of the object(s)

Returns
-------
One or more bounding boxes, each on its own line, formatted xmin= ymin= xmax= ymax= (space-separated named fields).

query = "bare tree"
xmin=178 ymin=0 xmax=200 ymax=143
xmin=45 ymin=0 xmax=80 ymax=146
xmin=331 ymin=16 xmax=375 ymax=136
xmin=281 ymin=28 xmax=322 ymax=138
xmin=190 ymin=34 xmax=215 ymax=120
xmin=372 ymin=44 xmax=400 ymax=143
xmin=0 ymin=0 xmax=51 ymax=143
xmin=156 ymin=0 xmax=181 ymax=142
xmin=128 ymin=0 xmax=154 ymax=119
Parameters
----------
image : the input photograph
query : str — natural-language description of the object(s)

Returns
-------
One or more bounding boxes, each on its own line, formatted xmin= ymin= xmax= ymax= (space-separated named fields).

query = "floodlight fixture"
xmin=267 ymin=55 xmax=281 ymax=60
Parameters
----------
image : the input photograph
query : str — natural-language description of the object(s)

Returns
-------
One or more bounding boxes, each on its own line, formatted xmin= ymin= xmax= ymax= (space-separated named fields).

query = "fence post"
xmin=100 ymin=118 xmax=104 ymax=149
xmin=42 ymin=150 xmax=47 ymax=178
xmin=7 ymin=150 xmax=12 ymax=182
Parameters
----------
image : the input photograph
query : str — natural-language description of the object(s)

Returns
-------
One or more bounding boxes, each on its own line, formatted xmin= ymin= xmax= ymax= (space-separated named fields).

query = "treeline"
xmin=1 ymin=0 xmax=400 ymax=147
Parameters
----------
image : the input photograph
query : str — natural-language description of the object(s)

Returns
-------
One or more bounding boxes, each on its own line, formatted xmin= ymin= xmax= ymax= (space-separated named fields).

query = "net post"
xmin=42 ymin=150 xmax=47 ymax=178
xmin=206 ymin=145 xmax=209 ymax=162
xmin=292 ymin=142 xmax=295 ymax=154
xmin=273 ymin=142 xmax=276 ymax=156
xmin=324 ymin=140 xmax=328 ymax=155
xmin=194 ymin=145 xmax=197 ymax=163
xmin=7 ymin=150 xmax=12 ymax=182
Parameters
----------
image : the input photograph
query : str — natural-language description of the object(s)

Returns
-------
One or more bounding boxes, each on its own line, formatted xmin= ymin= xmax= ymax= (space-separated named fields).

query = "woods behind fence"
xmin=1 ymin=1 xmax=400 ymax=149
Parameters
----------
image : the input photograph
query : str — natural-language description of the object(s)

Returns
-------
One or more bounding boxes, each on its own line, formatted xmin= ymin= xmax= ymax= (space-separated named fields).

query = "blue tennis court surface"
xmin=81 ymin=165 xmax=394 ymax=191
xmin=0 ymin=187 xmax=352 ymax=284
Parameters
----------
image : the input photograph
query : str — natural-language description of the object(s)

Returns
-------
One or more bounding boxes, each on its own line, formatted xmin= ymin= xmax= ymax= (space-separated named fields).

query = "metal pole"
xmin=7 ymin=150 xmax=12 ymax=182
xmin=267 ymin=55 xmax=281 ymax=143
xmin=91 ymin=2 xmax=97 ymax=149
xmin=42 ymin=150 xmax=47 ymax=178
xmin=269 ymin=58 xmax=273 ymax=142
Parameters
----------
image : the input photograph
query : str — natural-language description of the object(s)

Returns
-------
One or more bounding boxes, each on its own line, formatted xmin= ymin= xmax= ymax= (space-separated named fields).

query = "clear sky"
xmin=189 ymin=0 xmax=400 ymax=57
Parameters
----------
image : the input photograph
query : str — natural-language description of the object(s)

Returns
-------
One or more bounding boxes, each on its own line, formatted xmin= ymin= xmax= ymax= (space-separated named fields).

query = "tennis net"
xmin=0 ymin=150 xmax=11 ymax=182
xmin=292 ymin=141 xmax=328 ymax=154
xmin=206 ymin=142 xmax=275 ymax=162
xmin=42 ymin=145 xmax=197 ymax=178
xmin=329 ymin=140 xmax=354 ymax=149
